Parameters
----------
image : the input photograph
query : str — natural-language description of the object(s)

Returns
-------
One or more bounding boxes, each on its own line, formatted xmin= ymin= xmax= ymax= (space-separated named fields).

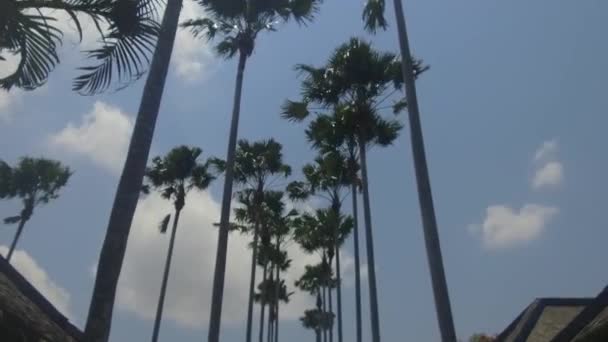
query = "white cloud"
xmin=0 ymin=246 xmax=73 ymax=319
xmin=0 ymin=89 xmax=20 ymax=122
xmin=172 ymin=2 xmax=214 ymax=81
xmin=469 ymin=204 xmax=558 ymax=249
xmin=49 ymin=101 xmax=133 ymax=173
xmin=532 ymin=139 xmax=564 ymax=190
xmin=532 ymin=161 xmax=563 ymax=190
xmin=115 ymin=190 xmax=355 ymax=328
xmin=534 ymin=139 xmax=558 ymax=162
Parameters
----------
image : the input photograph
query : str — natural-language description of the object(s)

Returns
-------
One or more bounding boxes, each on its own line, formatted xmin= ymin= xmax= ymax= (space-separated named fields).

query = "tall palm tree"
xmin=142 ymin=146 xmax=215 ymax=342
xmin=363 ymin=1 xmax=458 ymax=340
xmin=214 ymin=138 xmax=291 ymax=342
xmin=1 ymin=0 xmax=159 ymax=92
xmin=296 ymin=262 xmax=337 ymax=342
xmin=305 ymin=114 xmax=363 ymax=342
xmin=84 ymin=0 xmax=185 ymax=340
xmin=288 ymin=151 xmax=351 ymax=342
xmin=180 ymin=2 xmax=320 ymax=339
xmin=283 ymin=38 xmax=427 ymax=342
xmin=0 ymin=157 xmax=71 ymax=262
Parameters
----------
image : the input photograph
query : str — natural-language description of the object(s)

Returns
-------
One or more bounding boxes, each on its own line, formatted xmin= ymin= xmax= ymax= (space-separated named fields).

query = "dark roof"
xmin=496 ymin=298 xmax=593 ymax=342
xmin=551 ymin=286 xmax=608 ymax=342
xmin=0 ymin=255 xmax=82 ymax=341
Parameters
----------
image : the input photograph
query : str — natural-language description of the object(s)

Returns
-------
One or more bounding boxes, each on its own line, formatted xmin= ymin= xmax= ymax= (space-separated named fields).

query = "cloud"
xmin=172 ymin=2 xmax=214 ymax=81
xmin=532 ymin=161 xmax=563 ymax=190
xmin=532 ymin=139 xmax=564 ymax=190
xmin=534 ymin=139 xmax=558 ymax=162
xmin=0 ymin=246 xmax=73 ymax=320
xmin=0 ymin=90 xmax=20 ymax=123
xmin=469 ymin=204 xmax=558 ymax=249
xmin=49 ymin=101 xmax=133 ymax=173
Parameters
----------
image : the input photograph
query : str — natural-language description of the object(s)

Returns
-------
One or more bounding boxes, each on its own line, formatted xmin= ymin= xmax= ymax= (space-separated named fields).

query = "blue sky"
xmin=1 ymin=0 xmax=608 ymax=341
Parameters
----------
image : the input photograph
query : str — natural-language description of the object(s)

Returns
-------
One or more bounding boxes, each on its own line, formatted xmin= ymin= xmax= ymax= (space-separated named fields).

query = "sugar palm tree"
xmin=214 ymin=138 xmax=291 ymax=342
xmin=304 ymin=113 xmax=363 ymax=342
xmin=142 ymin=146 xmax=215 ymax=342
xmin=288 ymin=152 xmax=351 ymax=342
xmin=1 ymin=0 xmax=159 ymax=92
xmin=180 ymin=2 xmax=320 ymax=338
xmin=296 ymin=262 xmax=337 ymax=342
xmin=84 ymin=0 xmax=186 ymax=339
xmin=283 ymin=38 xmax=428 ymax=342
xmin=363 ymin=1 xmax=458 ymax=340
xmin=0 ymin=157 xmax=71 ymax=262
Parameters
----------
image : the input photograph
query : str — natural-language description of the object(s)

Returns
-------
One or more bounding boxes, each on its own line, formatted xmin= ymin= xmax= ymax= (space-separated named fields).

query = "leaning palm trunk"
xmin=390 ymin=1 xmax=456 ymax=341
xmin=84 ymin=0 xmax=183 ymax=339
xmin=357 ymin=137 xmax=381 ymax=342
xmin=6 ymin=217 xmax=28 ymax=262
xmin=246 ymin=219 xmax=261 ymax=342
xmin=151 ymin=209 xmax=182 ymax=342
xmin=259 ymin=262 xmax=268 ymax=342
xmin=334 ymin=244 xmax=343 ymax=342
xmin=350 ymin=182 xmax=362 ymax=342
xmin=209 ymin=50 xmax=248 ymax=342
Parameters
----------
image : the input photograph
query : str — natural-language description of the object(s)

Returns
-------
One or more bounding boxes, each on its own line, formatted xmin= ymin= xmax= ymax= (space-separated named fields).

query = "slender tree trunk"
xmin=245 ymin=220 xmax=261 ymax=342
xmin=6 ymin=217 xmax=27 ymax=262
xmin=259 ymin=263 xmax=268 ymax=342
xmin=273 ymin=237 xmax=280 ymax=342
xmin=335 ymin=245 xmax=343 ymax=342
xmin=83 ymin=0 xmax=183 ymax=339
xmin=322 ymin=284 xmax=327 ymax=342
xmin=358 ymin=139 xmax=381 ymax=342
xmin=208 ymin=50 xmax=248 ymax=342
xmin=267 ymin=274 xmax=273 ymax=342
xmin=151 ymin=209 xmax=181 ymax=342
xmin=316 ymin=330 xmax=321 ymax=342
xmin=390 ymin=1 xmax=456 ymax=341
xmin=328 ymin=275 xmax=333 ymax=342
xmin=350 ymin=183 xmax=362 ymax=342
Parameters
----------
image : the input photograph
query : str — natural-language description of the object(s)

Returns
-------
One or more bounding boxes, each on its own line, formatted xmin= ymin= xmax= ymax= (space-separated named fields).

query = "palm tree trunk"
xmin=259 ymin=262 xmax=268 ymax=342
xmin=350 ymin=183 xmax=362 ymax=342
xmin=322 ymin=284 xmax=327 ymax=342
xmin=6 ymin=217 xmax=27 ymax=262
xmin=328 ymin=276 xmax=333 ymax=342
xmin=273 ymin=238 xmax=280 ymax=342
xmin=83 ymin=0 xmax=183 ymax=339
xmin=151 ymin=209 xmax=181 ymax=342
xmin=390 ymin=1 xmax=456 ymax=341
xmin=246 ymin=220 xmax=261 ymax=342
xmin=335 ymin=245 xmax=343 ymax=342
xmin=267 ymin=281 xmax=273 ymax=342
xmin=209 ymin=49 xmax=248 ymax=342
xmin=357 ymin=138 xmax=381 ymax=342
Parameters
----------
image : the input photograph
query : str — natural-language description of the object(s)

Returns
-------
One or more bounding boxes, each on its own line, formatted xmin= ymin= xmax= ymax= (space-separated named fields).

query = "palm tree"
xmin=214 ymin=138 xmax=291 ymax=342
xmin=84 ymin=0 xmax=186 ymax=339
xmin=0 ymin=157 xmax=71 ymax=262
xmin=1 ymin=0 xmax=159 ymax=92
xmin=283 ymin=38 xmax=428 ymax=342
xmin=287 ymin=152 xmax=351 ymax=342
xmin=363 ymin=1 xmax=458 ymax=340
xmin=180 ymin=2 xmax=320 ymax=339
xmin=305 ymin=114 xmax=363 ymax=342
xmin=296 ymin=262 xmax=337 ymax=342
xmin=142 ymin=146 xmax=215 ymax=342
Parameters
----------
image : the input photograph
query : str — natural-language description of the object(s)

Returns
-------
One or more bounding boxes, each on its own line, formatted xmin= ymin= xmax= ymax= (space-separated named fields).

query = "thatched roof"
xmin=497 ymin=286 xmax=608 ymax=342
xmin=0 ymin=256 xmax=82 ymax=341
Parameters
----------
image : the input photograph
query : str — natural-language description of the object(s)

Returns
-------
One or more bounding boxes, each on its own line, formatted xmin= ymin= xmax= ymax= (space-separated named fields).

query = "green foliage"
xmin=1 ymin=0 xmax=162 ymax=93
xmin=301 ymin=308 xmax=334 ymax=332
xmin=182 ymin=0 xmax=321 ymax=59
xmin=1 ymin=157 xmax=71 ymax=224
xmin=144 ymin=145 xmax=216 ymax=212
xmin=362 ymin=0 xmax=387 ymax=33
xmin=293 ymin=208 xmax=353 ymax=253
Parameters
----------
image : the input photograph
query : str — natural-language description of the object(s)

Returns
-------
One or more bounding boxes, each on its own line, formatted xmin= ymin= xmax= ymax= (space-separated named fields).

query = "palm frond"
xmin=0 ymin=13 xmax=61 ymax=90
xmin=362 ymin=0 xmax=387 ymax=33
xmin=180 ymin=18 xmax=218 ymax=40
xmin=159 ymin=214 xmax=171 ymax=233
xmin=281 ymin=100 xmax=310 ymax=121
xmin=73 ymin=0 xmax=160 ymax=94
xmin=3 ymin=215 xmax=21 ymax=225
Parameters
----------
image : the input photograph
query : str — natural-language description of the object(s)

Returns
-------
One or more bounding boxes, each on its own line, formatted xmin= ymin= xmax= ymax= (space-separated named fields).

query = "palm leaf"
xmin=362 ymin=0 xmax=387 ymax=33
xmin=3 ymin=215 xmax=21 ymax=225
xmin=159 ymin=214 xmax=171 ymax=233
